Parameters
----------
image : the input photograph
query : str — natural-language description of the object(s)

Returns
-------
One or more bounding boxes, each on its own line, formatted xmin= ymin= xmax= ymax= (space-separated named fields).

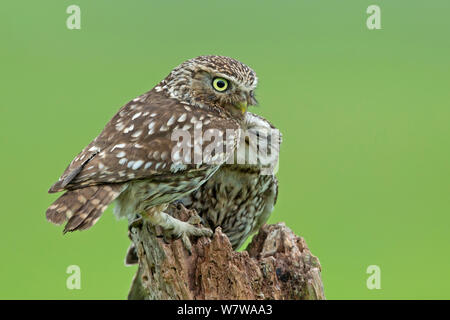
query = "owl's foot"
xmin=143 ymin=208 xmax=212 ymax=254
xmin=187 ymin=214 xmax=204 ymax=226
xmin=166 ymin=218 xmax=213 ymax=254
xmin=171 ymin=202 xmax=208 ymax=226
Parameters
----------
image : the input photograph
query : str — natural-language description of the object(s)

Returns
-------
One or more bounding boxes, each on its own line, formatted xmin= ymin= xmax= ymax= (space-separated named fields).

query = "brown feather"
xmin=47 ymin=90 xmax=240 ymax=193
xmin=46 ymin=184 xmax=122 ymax=232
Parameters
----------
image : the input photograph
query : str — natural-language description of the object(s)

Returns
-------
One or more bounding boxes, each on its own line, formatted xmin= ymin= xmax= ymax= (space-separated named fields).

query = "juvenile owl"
xmin=179 ymin=112 xmax=281 ymax=250
xmin=46 ymin=55 xmax=259 ymax=250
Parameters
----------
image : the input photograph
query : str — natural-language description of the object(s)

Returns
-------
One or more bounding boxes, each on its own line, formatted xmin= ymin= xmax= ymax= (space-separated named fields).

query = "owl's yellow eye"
xmin=212 ymin=77 xmax=229 ymax=92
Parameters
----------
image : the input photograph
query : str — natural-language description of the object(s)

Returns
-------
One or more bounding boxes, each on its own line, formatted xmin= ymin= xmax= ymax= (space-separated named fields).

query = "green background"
xmin=1 ymin=0 xmax=449 ymax=299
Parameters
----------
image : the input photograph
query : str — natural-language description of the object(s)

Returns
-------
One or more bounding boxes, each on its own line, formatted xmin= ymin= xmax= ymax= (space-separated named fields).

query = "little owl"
xmin=46 ymin=55 xmax=280 ymax=251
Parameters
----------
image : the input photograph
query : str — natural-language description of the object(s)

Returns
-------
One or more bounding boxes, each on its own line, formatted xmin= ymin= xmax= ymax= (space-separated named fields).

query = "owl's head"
xmin=158 ymin=55 xmax=258 ymax=119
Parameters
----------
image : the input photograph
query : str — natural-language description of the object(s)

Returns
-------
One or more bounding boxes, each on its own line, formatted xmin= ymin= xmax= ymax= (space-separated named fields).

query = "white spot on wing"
xmin=144 ymin=162 xmax=153 ymax=169
xmin=167 ymin=115 xmax=176 ymax=126
xmin=116 ymin=122 xmax=125 ymax=131
xmin=132 ymin=112 xmax=142 ymax=120
xmin=178 ymin=114 xmax=187 ymax=122
xmin=131 ymin=130 xmax=142 ymax=138
xmin=124 ymin=124 xmax=134 ymax=133
xmin=132 ymin=160 xmax=144 ymax=170
xmin=111 ymin=143 xmax=125 ymax=151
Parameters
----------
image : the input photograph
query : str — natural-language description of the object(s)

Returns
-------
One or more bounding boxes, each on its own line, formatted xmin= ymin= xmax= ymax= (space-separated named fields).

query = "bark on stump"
xmin=127 ymin=206 xmax=325 ymax=300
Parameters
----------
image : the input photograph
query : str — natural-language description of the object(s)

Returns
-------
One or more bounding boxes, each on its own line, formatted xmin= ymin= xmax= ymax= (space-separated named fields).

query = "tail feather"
xmin=46 ymin=184 xmax=122 ymax=233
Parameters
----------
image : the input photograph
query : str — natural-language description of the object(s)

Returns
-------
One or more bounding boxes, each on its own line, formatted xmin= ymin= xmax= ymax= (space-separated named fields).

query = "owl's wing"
xmin=49 ymin=90 xmax=240 ymax=193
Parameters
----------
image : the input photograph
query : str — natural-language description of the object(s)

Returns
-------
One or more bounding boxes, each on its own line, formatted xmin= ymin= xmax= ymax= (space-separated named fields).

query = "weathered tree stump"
xmin=127 ymin=206 xmax=325 ymax=300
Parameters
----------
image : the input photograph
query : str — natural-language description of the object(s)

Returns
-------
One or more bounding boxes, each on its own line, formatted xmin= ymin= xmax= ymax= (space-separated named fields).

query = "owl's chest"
xmin=188 ymin=167 xmax=273 ymax=225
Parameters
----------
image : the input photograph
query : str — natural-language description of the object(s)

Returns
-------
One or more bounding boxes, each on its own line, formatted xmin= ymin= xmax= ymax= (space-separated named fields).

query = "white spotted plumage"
xmin=179 ymin=112 xmax=281 ymax=249
xmin=46 ymin=55 xmax=263 ymax=251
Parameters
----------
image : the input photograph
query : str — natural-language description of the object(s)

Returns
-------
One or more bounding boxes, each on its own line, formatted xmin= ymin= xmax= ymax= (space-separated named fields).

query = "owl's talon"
xmin=129 ymin=217 xmax=143 ymax=231
xmin=187 ymin=215 xmax=203 ymax=226
xmin=162 ymin=232 xmax=172 ymax=244
xmin=162 ymin=222 xmax=212 ymax=253
xmin=179 ymin=225 xmax=213 ymax=253
xmin=143 ymin=209 xmax=212 ymax=253
xmin=181 ymin=234 xmax=193 ymax=254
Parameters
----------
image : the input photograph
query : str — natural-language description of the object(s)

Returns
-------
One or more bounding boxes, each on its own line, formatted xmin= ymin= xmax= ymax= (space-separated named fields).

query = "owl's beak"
xmin=236 ymin=101 xmax=248 ymax=114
